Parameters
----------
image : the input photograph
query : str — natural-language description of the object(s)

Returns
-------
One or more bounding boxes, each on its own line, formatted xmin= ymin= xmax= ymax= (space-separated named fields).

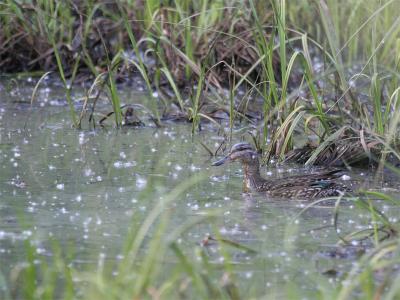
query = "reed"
xmin=2 ymin=0 xmax=399 ymax=140
xmin=2 ymin=1 xmax=400 ymax=298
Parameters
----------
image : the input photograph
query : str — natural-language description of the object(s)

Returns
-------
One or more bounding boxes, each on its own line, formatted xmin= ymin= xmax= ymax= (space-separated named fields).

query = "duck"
xmin=212 ymin=142 xmax=351 ymax=199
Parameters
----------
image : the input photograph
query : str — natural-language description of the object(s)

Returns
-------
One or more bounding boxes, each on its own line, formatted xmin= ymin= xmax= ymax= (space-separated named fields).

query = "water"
xmin=0 ymin=78 xmax=399 ymax=298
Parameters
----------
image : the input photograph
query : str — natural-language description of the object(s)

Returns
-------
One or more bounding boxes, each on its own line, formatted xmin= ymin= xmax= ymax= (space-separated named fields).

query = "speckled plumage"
xmin=212 ymin=143 xmax=351 ymax=199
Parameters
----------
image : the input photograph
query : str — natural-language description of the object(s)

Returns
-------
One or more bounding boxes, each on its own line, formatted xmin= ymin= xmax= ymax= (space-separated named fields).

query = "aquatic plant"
xmin=1 ymin=1 xmax=400 ymax=298
xmin=2 ymin=1 xmax=399 ymax=153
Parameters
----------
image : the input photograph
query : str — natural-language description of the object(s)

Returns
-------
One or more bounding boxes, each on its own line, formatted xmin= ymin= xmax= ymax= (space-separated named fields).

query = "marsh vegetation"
xmin=1 ymin=0 xmax=400 ymax=299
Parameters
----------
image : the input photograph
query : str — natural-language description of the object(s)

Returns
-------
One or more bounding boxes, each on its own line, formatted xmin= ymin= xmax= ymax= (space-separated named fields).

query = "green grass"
xmin=2 ymin=0 xmax=399 ymax=146
xmin=2 ymin=0 xmax=400 ymax=299
xmin=3 ymin=178 xmax=400 ymax=299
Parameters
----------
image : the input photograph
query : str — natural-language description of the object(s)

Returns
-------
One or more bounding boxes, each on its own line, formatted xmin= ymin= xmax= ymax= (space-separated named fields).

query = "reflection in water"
xmin=0 ymin=79 xmax=399 ymax=297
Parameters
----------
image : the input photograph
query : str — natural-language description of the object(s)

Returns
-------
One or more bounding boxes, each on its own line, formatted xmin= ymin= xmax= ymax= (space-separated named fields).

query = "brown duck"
xmin=213 ymin=143 xmax=351 ymax=199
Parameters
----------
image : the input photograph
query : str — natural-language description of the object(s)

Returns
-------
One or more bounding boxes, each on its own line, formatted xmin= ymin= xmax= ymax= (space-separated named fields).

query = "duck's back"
xmin=262 ymin=170 xmax=349 ymax=199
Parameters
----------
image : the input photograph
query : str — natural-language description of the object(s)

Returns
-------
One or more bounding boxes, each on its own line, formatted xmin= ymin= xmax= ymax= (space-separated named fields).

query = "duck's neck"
xmin=242 ymin=161 xmax=268 ymax=192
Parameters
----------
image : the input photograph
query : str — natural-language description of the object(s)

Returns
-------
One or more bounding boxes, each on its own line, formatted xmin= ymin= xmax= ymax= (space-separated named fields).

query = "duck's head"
xmin=212 ymin=142 xmax=259 ymax=166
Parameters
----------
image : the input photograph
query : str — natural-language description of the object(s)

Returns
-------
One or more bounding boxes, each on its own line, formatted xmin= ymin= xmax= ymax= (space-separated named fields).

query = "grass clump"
xmin=1 ymin=1 xmax=400 ymax=298
xmin=2 ymin=0 xmax=400 ymax=160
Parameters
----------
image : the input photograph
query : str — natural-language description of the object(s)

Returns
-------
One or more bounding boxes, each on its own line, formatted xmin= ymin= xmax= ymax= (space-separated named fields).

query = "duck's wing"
xmin=268 ymin=180 xmax=348 ymax=198
xmin=265 ymin=169 xmax=347 ymax=198
xmin=267 ymin=169 xmax=343 ymax=187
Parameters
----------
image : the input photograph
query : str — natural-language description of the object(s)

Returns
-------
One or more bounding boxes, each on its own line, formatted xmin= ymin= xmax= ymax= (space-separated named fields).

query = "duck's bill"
xmin=212 ymin=155 xmax=230 ymax=166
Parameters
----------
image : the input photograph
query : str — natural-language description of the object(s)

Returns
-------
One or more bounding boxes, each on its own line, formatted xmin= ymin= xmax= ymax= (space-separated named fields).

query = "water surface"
xmin=0 ymin=78 xmax=398 ymax=298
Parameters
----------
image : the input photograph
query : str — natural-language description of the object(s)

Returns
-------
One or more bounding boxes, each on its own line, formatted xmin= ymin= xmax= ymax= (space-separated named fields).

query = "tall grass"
xmin=2 ymin=0 xmax=399 ymax=142
xmin=2 ymin=2 xmax=400 ymax=297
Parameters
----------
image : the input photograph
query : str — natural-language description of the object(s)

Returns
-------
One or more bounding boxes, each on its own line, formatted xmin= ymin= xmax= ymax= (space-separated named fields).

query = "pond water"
xmin=0 ymin=78 xmax=399 ymax=298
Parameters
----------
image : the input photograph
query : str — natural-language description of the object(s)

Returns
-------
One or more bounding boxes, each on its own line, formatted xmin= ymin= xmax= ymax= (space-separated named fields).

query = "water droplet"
xmin=136 ymin=176 xmax=147 ymax=190
xmin=341 ymin=175 xmax=351 ymax=181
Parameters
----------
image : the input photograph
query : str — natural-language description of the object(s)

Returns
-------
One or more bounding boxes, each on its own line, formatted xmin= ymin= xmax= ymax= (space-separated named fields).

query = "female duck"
xmin=212 ymin=143 xmax=350 ymax=199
